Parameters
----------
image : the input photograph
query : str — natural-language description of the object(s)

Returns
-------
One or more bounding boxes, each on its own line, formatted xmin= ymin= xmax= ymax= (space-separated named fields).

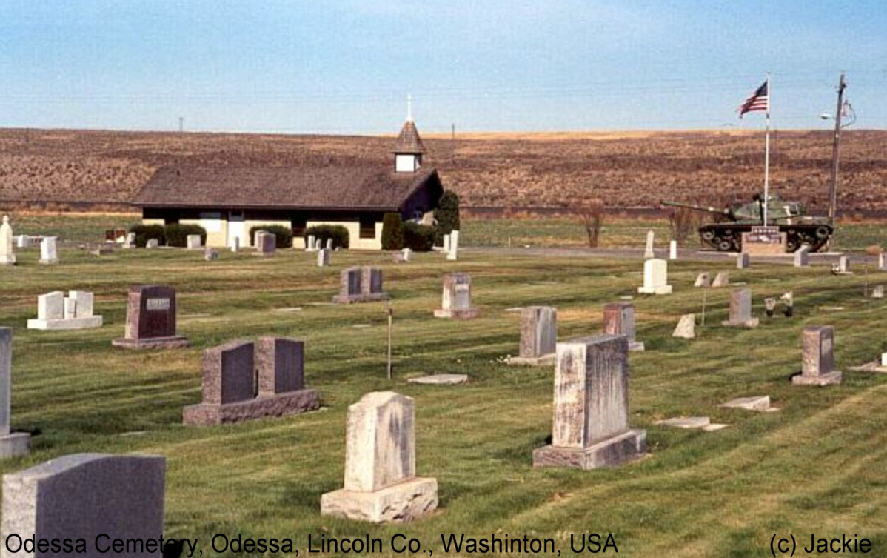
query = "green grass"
xmin=0 ymin=235 xmax=885 ymax=558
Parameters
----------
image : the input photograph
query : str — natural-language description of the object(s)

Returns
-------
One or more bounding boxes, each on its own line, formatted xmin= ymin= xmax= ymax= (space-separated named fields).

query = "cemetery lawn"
xmin=1 ymin=243 xmax=886 ymax=558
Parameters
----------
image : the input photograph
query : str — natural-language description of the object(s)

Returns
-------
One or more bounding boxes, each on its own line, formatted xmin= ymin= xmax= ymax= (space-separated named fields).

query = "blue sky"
xmin=0 ymin=1 xmax=884 ymax=133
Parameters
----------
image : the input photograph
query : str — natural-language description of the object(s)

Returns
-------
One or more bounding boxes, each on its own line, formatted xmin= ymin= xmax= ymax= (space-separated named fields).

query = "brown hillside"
xmin=0 ymin=128 xmax=885 ymax=213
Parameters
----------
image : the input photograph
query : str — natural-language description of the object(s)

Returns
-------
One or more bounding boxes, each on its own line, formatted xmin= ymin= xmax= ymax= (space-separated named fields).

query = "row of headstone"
xmin=332 ymin=267 xmax=388 ymax=303
xmin=642 ymin=231 xmax=681 ymax=260
xmin=26 ymin=291 xmax=103 ymax=330
xmin=183 ymin=337 xmax=321 ymax=426
xmin=695 ymin=271 xmax=729 ymax=288
xmin=1 ymin=218 xmax=60 ymax=266
xmin=506 ymin=302 xmax=644 ymax=366
xmin=305 ymin=236 xmax=334 ymax=252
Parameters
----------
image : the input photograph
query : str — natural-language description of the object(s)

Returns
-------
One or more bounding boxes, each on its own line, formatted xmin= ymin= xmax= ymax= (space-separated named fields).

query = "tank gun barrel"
xmin=660 ymin=200 xmax=732 ymax=216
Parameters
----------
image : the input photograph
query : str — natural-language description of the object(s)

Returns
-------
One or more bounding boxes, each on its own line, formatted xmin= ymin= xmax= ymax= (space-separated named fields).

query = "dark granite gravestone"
xmin=1 ymin=454 xmax=165 ymax=558
xmin=112 ymin=285 xmax=189 ymax=349
xmin=332 ymin=267 xmax=388 ymax=303
xmin=183 ymin=337 xmax=319 ymax=426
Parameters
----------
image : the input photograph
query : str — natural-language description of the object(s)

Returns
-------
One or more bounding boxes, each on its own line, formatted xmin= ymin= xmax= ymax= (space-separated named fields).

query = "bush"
xmin=403 ymin=222 xmax=435 ymax=251
xmin=248 ymin=225 xmax=293 ymax=248
xmin=164 ymin=224 xmax=207 ymax=248
xmin=305 ymin=225 xmax=349 ymax=249
xmin=129 ymin=224 xmax=165 ymax=248
xmin=433 ymin=190 xmax=461 ymax=245
xmin=381 ymin=213 xmax=404 ymax=250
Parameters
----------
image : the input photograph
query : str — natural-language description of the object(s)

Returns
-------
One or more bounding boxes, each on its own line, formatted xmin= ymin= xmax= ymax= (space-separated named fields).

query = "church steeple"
xmin=392 ymin=94 xmax=426 ymax=173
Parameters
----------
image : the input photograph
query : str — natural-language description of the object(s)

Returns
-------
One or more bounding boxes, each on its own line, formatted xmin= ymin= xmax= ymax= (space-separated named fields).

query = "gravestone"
xmin=873 ymin=285 xmax=884 ymax=299
xmin=321 ymin=392 xmax=438 ymax=523
xmin=254 ymin=231 xmax=276 ymax=257
xmin=183 ymin=337 xmax=320 ymax=426
xmin=1 ymin=328 xmax=29 ymax=459
xmin=123 ymin=232 xmax=136 ymax=249
xmin=332 ymin=267 xmax=388 ymax=303
xmin=506 ymin=306 xmax=557 ymax=365
xmin=655 ymin=416 xmax=726 ymax=431
xmin=711 ymin=271 xmax=730 ymax=288
xmin=0 ymin=217 xmax=15 ymax=266
xmin=402 ymin=248 xmax=412 ymax=262
xmin=230 ymin=236 xmax=240 ymax=252
xmin=407 ymin=373 xmax=468 ymax=385
xmin=447 ymin=230 xmax=459 ymax=261
xmin=668 ymin=240 xmax=677 ymax=260
xmin=14 ymin=235 xmax=29 ymax=249
xmin=204 ymin=247 xmax=218 ymax=261
xmin=832 ymin=255 xmax=851 ymax=275
xmin=28 ymin=290 xmax=103 ymax=330
xmin=736 ymin=252 xmax=750 ymax=269
xmin=792 ymin=326 xmax=842 ymax=386
xmin=443 ymin=234 xmax=451 ymax=253
xmin=112 ymin=285 xmax=189 ymax=349
xmin=186 ymin=235 xmax=202 ymax=250
xmin=720 ymin=395 xmax=775 ymax=412
xmin=722 ymin=288 xmax=759 ymax=327
xmin=879 ymin=252 xmax=887 ymax=271
xmin=672 ymin=314 xmax=695 ymax=339
xmin=603 ymin=302 xmax=644 ymax=351
xmin=637 ymin=258 xmax=672 ymax=294
xmin=146 ymin=238 xmax=159 ymax=249
xmin=794 ymin=246 xmax=810 ymax=268
xmin=434 ymin=273 xmax=479 ymax=319
xmin=643 ymin=230 xmax=655 ymax=259
xmin=316 ymin=248 xmax=330 ymax=267
xmin=326 ymin=238 xmax=333 ymax=250
xmin=315 ymin=238 xmax=322 ymax=250
xmin=39 ymin=236 xmax=58 ymax=265
xmin=0 ymin=453 xmax=165 ymax=556
xmin=306 ymin=234 xmax=316 ymax=252
xmin=533 ymin=335 xmax=646 ymax=469
xmin=694 ymin=272 xmax=711 ymax=288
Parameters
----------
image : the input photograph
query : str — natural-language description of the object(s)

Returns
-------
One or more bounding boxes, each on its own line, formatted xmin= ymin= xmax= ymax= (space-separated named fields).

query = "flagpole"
xmin=763 ymin=73 xmax=771 ymax=226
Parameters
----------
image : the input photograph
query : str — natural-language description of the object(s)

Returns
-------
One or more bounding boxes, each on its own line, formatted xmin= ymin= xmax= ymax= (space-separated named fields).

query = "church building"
xmin=132 ymin=115 xmax=443 ymax=250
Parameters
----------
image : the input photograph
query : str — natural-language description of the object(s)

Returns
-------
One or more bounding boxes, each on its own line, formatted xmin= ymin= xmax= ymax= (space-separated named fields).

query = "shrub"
xmin=381 ymin=213 xmax=404 ymax=250
xmin=433 ymin=190 xmax=461 ymax=245
xmin=667 ymin=205 xmax=702 ymax=246
xmin=129 ymin=224 xmax=165 ymax=248
xmin=403 ymin=222 xmax=435 ymax=251
xmin=248 ymin=225 xmax=293 ymax=248
xmin=164 ymin=224 xmax=207 ymax=248
xmin=305 ymin=225 xmax=349 ymax=249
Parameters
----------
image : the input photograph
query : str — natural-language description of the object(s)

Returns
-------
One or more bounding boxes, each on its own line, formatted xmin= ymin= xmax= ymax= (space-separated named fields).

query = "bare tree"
xmin=576 ymin=199 xmax=604 ymax=248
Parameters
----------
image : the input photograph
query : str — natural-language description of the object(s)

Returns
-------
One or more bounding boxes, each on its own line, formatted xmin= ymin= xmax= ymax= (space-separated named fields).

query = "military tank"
xmin=661 ymin=194 xmax=833 ymax=253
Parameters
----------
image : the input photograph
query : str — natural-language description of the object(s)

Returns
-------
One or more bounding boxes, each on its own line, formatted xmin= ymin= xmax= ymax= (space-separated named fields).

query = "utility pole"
xmin=827 ymin=72 xmax=847 ymax=223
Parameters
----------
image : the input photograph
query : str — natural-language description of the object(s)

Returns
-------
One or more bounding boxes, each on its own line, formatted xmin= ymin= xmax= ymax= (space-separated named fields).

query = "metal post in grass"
xmin=386 ymin=302 xmax=393 ymax=380
xmin=700 ymin=286 xmax=708 ymax=328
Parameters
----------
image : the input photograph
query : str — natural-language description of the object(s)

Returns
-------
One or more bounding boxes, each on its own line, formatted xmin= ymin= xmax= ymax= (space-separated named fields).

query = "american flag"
xmin=737 ymin=80 xmax=769 ymax=118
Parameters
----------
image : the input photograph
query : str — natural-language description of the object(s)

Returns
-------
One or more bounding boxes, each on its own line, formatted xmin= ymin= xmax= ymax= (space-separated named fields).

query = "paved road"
xmin=462 ymin=246 xmax=880 ymax=267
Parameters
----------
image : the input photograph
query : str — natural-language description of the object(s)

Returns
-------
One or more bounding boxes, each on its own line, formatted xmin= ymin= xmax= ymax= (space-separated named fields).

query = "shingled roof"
xmin=392 ymin=120 xmax=426 ymax=154
xmin=133 ymin=164 xmax=440 ymax=210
